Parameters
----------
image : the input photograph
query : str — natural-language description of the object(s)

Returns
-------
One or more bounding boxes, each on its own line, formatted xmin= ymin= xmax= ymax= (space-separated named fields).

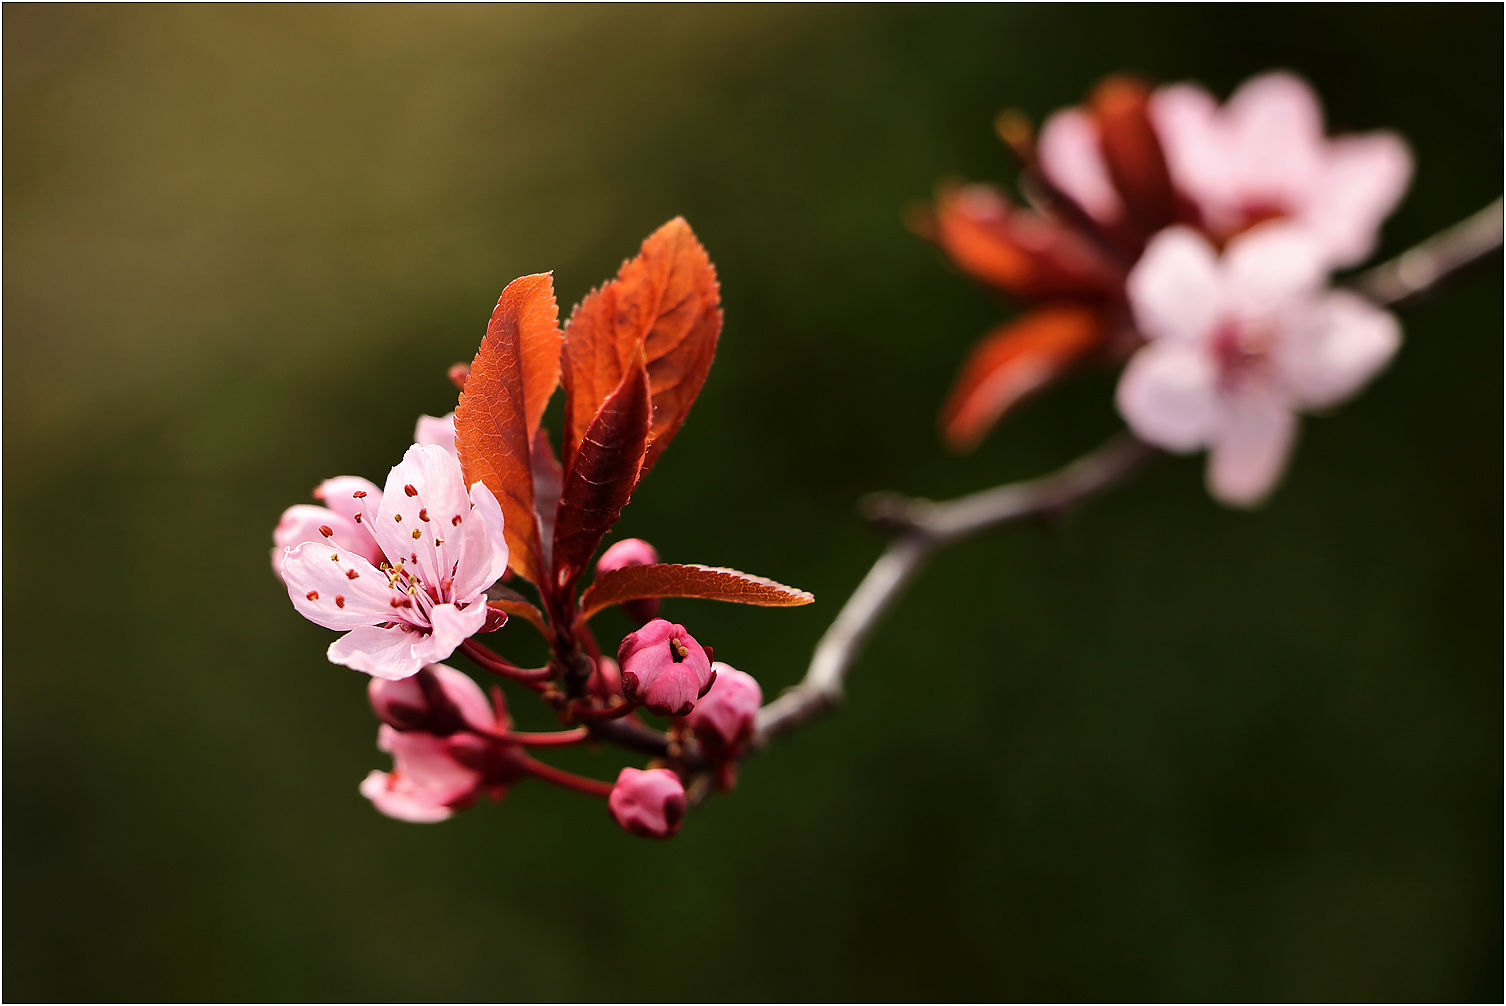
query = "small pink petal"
xmin=329 ymin=624 xmax=425 ymax=680
xmin=360 ymin=770 xmax=454 ymax=823
xmin=1127 ymin=226 xmax=1223 ymax=345
xmin=1206 ymin=389 xmax=1298 ymax=508
xmin=1149 ymin=83 xmax=1228 ymax=221
xmin=1276 ymin=290 xmax=1401 ymax=410
xmin=369 ymin=662 xmax=494 ymax=733
xmin=414 ymin=413 xmax=458 ymax=457
xmin=1307 ymin=132 xmax=1414 ymax=268
xmin=315 ymin=476 xmax=383 ymax=525
xmin=282 ymin=542 xmax=401 ymax=630
xmin=380 ymin=725 xmax=481 ymax=800
xmin=411 ymin=602 xmax=487 ymax=667
xmin=1038 ymin=107 xmax=1123 ymax=224
xmin=1116 ymin=341 xmax=1221 ymax=453
xmin=273 ymin=504 xmax=382 ymax=578
xmin=1221 ymin=222 xmax=1327 ymax=324
xmin=1223 ymin=71 xmax=1326 ymax=209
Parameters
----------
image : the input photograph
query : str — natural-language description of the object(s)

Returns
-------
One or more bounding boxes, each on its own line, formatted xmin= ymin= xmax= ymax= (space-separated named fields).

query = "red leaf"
xmin=454 ymin=273 xmax=564 ymax=587
xmin=1090 ymin=77 xmax=1177 ymax=239
xmin=551 ymin=342 xmax=651 ymax=598
xmin=940 ymin=304 xmax=1106 ymax=452
xmin=561 ymin=217 xmax=721 ymax=474
xmin=932 ymin=183 xmax=1120 ymax=301
xmin=579 ymin=563 xmax=815 ymax=621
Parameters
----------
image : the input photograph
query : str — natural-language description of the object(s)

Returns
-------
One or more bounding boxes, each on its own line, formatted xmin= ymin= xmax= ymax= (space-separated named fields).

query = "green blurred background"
xmin=6 ymin=5 xmax=1501 ymax=1000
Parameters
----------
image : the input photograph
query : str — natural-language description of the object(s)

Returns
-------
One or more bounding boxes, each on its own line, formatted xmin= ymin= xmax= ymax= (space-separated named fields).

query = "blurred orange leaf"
xmin=941 ymin=303 xmax=1105 ymax=452
xmin=579 ymin=563 xmax=814 ymax=621
xmin=455 ymin=273 xmax=563 ymax=587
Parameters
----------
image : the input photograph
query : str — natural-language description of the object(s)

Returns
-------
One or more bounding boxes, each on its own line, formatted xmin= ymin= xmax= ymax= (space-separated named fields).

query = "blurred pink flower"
xmin=271 ymin=476 xmax=384 ymax=580
xmin=369 ymin=662 xmax=495 ymax=734
xmin=1117 ymin=224 xmax=1400 ymax=507
xmin=685 ymin=663 xmax=762 ymax=759
xmin=617 ymin=619 xmax=714 ymax=716
xmin=282 ymin=443 xmax=510 ymax=679
xmin=1150 ymin=71 xmax=1412 ymax=267
xmin=608 ymin=767 xmax=686 ymax=839
xmin=414 ymin=412 xmax=457 ymax=456
xmin=360 ymin=726 xmax=484 ymax=823
xmin=596 ymin=538 xmax=662 ymax=623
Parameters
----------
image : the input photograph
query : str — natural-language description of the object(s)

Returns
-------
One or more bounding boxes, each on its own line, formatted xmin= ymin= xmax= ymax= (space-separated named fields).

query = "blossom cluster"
xmin=272 ymin=220 xmax=809 ymax=836
xmin=924 ymin=71 xmax=1411 ymax=506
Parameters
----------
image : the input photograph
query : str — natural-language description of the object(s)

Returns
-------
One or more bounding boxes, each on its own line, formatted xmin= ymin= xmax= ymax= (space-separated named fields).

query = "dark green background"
xmin=6 ymin=5 xmax=1501 ymax=1001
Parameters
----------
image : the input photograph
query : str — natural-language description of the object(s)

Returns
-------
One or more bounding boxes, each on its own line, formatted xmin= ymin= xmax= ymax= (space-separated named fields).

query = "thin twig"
xmin=753 ymin=435 xmax=1155 ymax=744
xmin=1353 ymin=198 xmax=1502 ymax=307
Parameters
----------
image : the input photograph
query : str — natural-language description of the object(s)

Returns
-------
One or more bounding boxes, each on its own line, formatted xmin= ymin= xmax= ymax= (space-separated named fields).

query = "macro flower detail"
xmin=1150 ymin=71 xmax=1412 ymax=268
xmin=1117 ymin=223 xmax=1401 ymax=506
xmin=607 ymin=767 xmax=686 ymax=839
xmin=684 ymin=663 xmax=762 ymax=760
xmin=617 ymin=619 xmax=715 ymax=717
xmin=281 ymin=443 xmax=510 ymax=679
xmin=415 ymin=412 xmax=458 ymax=457
xmin=271 ymin=476 xmax=384 ymax=579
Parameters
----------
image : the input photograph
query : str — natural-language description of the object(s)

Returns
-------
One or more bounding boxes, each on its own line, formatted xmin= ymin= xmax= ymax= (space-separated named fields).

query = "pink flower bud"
xmin=596 ymin=538 xmax=661 ymax=623
xmin=368 ymin=663 xmax=494 ymax=735
xmin=588 ymin=655 xmax=623 ymax=701
xmin=608 ymin=767 xmax=686 ymax=839
xmin=616 ymin=619 xmax=714 ymax=716
xmin=684 ymin=663 xmax=762 ymax=758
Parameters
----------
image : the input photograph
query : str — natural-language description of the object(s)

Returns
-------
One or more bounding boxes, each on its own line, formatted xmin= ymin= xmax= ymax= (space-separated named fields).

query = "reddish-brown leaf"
xmin=1090 ymin=76 xmax=1177 ymax=239
xmin=932 ymin=184 xmax=1121 ymax=301
xmin=561 ymin=217 xmax=721 ymax=474
xmin=579 ymin=563 xmax=815 ymax=621
xmin=454 ymin=273 xmax=563 ymax=586
xmin=941 ymin=304 xmax=1106 ymax=452
xmin=551 ymin=342 xmax=652 ymax=598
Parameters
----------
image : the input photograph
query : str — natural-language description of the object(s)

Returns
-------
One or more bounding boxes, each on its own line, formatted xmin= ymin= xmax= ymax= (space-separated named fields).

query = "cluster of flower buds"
xmin=921 ymin=71 xmax=1412 ymax=506
xmin=272 ymin=219 xmax=813 ymax=838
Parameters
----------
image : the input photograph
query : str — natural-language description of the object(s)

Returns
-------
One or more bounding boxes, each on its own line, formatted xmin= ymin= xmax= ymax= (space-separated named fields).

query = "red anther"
xmin=352 ymin=490 xmax=368 ymax=499
xmin=354 ymin=513 xmax=363 ymax=523
xmin=404 ymin=484 xmax=418 ymax=497
xmin=447 ymin=363 xmax=471 ymax=390
xmin=346 ymin=569 xmax=359 ymax=580
xmin=306 ymin=590 xmax=319 ymax=601
xmin=319 ymin=525 xmax=334 ymax=538
xmin=335 ymin=595 xmax=346 ymax=608
xmin=419 ymin=509 xmax=429 ymax=522
xmin=390 ymin=597 xmax=413 ymax=609
xmin=451 ymin=515 xmax=463 ymax=526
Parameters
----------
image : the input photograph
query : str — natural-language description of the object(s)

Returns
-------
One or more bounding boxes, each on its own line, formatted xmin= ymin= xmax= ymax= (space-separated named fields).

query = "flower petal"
xmin=1206 ymin=389 xmax=1298 ymax=508
xmin=411 ymin=602 xmax=486 ymax=667
xmin=1276 ymin=290 xmax=1401 ymax=410
xmin=381 ymin=726 xmax=481 ymax=799
xmin=1149 ymin=83 xmax=1229 ymax=224
xmin=314 ymin=476 xmax=383 ymax=525
xmin=450 ymin=481 xmax=509 ymax=602
xmin=1126 ymin=226 xmax=1223 ymax=345
xmin=1222 ymin=222 xmax=1327 ymax=325
xmin=1115 ymin=341 xmax=1220 ymax=452
xmin=359 ymin=770 xmax=454 ymax=823
xmin=1306 ymin=131 xmax=1414 ymax=268
xmin=282 ymin=542 xmax=403 ymax=630
xmin=1223 ymin=71 xmax=1325 ymax=211
xmin=415 ymin=413 xmax=458 ymax=457
xmin=376 ymin=444 xmax=471 ymax=593
xmin=329 ymin=624 xmax=425 ymax=680
xmin=273 ymin=504 xmax=383 ymax=578
xmin=1038 ymin=107 xmax=1122 ymax=224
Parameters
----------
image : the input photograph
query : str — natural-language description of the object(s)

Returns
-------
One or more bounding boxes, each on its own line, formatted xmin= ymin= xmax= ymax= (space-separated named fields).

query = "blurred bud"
xmin=617 ymin=619 xmax=714 ymax=716
xmin=608 ymin=767 xmax=686 ymax=839
xmin=448 ymin=363 xmax=471 ymax=390
xmin=368 ymin=663 xmax=494 ymax=735
xmin=588 ymin=655 xmax=623 ymax=702
xmin=684 ymin=663 xmax=762 ymax=760
xmin=414 ymin=412 xmax=458 ymax=457
xmin=596 ymin=538 xmax=661 ymax=623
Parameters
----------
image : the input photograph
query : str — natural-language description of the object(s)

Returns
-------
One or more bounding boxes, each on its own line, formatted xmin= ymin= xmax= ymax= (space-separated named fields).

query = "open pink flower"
xmin=281 ymin=443 xmax=509 ymax=679
xmin=271 ymin=476 xmax=384 ymax=581
xmin=608 ymin=767 xmax=687 ymax=839
xmin=1117 ymin=224 xmax=1400 ymax=507
xmin=1149 ymin=71 xmax=1412 ymax=267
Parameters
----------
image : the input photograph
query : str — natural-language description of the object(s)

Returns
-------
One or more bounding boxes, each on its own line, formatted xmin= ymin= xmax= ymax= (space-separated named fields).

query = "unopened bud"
xmin=447 ymin=363 xmax=471 ymax=390
xmin=608 ymin=767 xmax=686 ymax=839
xmin=616 ymin=619 xmax=714 ymax=717
xmin=368 ymin=663 xmax=493 ymax=735
xmin=684 ymin=663 xmax=762 ymax=760
xmin=596 ymin=538 xmax=661 ymax=624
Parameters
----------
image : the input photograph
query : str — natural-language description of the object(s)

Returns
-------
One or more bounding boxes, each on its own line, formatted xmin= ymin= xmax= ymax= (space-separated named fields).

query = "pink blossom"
xmin=1038 ymin=106 xmax=1125 ymax=226
xmin=282 ymin=443 xmax=510 ymax=679
xmin=415 ymin=412 xmax=457 ymax=456
xmin=596 ymin=538 xmax=661 ymax=623
xmin=271 ymin=476 xmax=384 ymax=580
xmin=685 ymin=663 xmax=762 ymax=758
xmin=359 ymin=726 xmax=483 ymax=823
xmin=608 ymin=767 xmax=686 ymax=839
xmin=1149 ymin=71 xmax=1412 ymax=267
xmin=1117 ymin=224 xmax=1400 ymax=507
xmin=617 ymin=619 xmax=714 ymax=716
xmin=369 ymin=662 xmax=495 ymax=734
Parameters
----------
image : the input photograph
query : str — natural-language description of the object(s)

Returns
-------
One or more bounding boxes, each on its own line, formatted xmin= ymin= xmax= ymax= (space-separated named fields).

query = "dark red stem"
xmin=496 ymin=727 xmax=590 ymax=747
xmin=519 ymin=755 xmax=614 ymax=798
xmin=460 ymin=638 xmax=553 ymax=685
xmin=568 ymin=701 xmax=640 ymax=723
